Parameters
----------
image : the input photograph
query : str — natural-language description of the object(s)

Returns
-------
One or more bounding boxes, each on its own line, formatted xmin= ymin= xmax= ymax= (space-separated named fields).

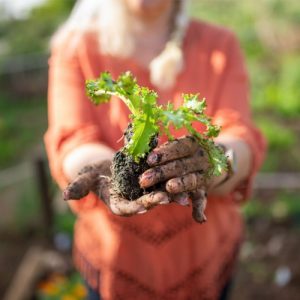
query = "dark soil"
xmin=111 ymin=124 xmax=158 ymax=200
xmin=112 ymin=151 xmax=149 ymax=200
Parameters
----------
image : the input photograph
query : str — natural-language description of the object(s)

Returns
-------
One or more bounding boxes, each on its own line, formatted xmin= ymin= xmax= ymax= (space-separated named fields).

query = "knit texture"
xmin=45 ymin=20 xmax=266 ymax=299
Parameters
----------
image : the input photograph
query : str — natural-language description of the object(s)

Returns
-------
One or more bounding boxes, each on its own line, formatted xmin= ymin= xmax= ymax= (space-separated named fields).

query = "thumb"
xmin=63 ymin=171 xmax=98 ymax=200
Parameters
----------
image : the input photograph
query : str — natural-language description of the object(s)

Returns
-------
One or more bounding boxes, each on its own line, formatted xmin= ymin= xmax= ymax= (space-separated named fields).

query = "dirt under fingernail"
xmin=148 ymin=153 xmax=158 ymax=163
xmin=139 ymin=171 xmax=154 ymax=187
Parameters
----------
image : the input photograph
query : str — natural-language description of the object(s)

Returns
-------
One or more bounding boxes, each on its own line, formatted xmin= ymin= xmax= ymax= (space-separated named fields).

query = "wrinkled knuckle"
xmin=136 ymin=197 xmax=147 ymax=207
xmin=152 ymin=195 xmax=163 ymax=205
xmin=142 ymin=193 xmax=158 ymax=208
xmin=166 ymin=179 xmax=182 ymax=193
xmin=153 ymin=166 xmax=164 ymax=182
xmin=139 ymin=192 xmax=158 ymax=208
xmin=154 ymin=191 xmax=169 ymax=204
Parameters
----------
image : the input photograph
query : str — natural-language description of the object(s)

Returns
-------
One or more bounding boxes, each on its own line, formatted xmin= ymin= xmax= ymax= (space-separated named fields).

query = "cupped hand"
xmin=139 ymin=136 xmax=211 ymax=223
xmin=63 ymin=160 xmax=178 ymax=216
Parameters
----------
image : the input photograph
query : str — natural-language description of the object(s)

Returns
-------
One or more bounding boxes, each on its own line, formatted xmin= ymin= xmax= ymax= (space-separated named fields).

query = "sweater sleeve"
xmin=212 ymin=32 xmax=267 ymax=202
xmin=44 ymin=41 xmax=104 ymax=213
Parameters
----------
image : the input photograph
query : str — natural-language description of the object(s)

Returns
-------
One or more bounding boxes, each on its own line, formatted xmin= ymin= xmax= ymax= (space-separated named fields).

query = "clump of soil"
xmin=111 ymin=124 xmax=158 ymax=200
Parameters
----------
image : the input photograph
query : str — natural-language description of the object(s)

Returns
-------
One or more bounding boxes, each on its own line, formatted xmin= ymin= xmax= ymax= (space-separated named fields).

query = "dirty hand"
xmin=63 ymin=160 xmax=184 ymax=216
xmin=139 ymin=136 xmax=212 ymax=223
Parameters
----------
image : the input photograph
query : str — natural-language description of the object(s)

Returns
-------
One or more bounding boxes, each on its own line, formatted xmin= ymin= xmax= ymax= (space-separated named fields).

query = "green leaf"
xmin=85 ymin=71 xmax=227 ymax=176
xmin=206 ymin=124 xmax=221 ymax=138
xmin=126 ymin=115 xmax=158 ymax=159
xmin=183 ymin=94 xmax=207 ymax=113
xmin=162 ymin=110 xmax=185 ymax=129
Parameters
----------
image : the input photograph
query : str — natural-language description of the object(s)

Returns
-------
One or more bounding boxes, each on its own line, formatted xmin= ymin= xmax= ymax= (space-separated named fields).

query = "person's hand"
xmin=139 ymin=136 xmax=214 ymax=223
xmin=63 ymin=160 xmax=175 ymax=216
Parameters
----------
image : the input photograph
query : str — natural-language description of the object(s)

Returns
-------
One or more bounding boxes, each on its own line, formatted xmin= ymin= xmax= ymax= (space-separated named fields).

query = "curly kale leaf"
xmin=86 ymin=72 xmax=159 ymax=159
xmin=159 ymin=94 xmax=226 ymax=175
xmin=86 ymin=71 xmax=140 ymax=115
xmin=86 ymin=71 xmax=227 ymax=176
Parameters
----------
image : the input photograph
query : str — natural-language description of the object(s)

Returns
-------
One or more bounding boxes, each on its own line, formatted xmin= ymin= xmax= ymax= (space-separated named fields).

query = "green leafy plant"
xmin=86 ymin=71 xmax=227 ymax=177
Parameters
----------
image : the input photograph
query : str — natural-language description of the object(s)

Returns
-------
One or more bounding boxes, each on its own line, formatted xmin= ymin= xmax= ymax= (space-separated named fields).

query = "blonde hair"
xmin=52 ymin=0 xmax=189 ymax=90
xmin=150 ymin=0 xmax=189 ymax=89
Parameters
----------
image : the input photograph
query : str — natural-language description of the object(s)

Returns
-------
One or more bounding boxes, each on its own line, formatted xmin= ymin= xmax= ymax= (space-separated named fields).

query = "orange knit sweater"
xmin=45 ymin=20 xmax=266 ymax=299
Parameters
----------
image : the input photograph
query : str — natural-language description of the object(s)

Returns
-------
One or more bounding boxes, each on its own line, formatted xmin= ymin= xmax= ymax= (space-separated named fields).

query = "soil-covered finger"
xmin=63 ymin=172 xmax=99 ymax=200
xmin=108 ymin=191 xmax=169 ymax=216
xmin=147 ymin=136 xmax=199 ymax=166
xmin=140 ymin=150 xmax=209 ymax=188
xmin=166 ymin=172 xmax=206 ymax=194
xmin=190 ymin=189 xmax=207 ymax=223
xmin=109 ymin=191 xmax=146 ymax=216
xmin=136 ymin=191 xmax=170 ymax=209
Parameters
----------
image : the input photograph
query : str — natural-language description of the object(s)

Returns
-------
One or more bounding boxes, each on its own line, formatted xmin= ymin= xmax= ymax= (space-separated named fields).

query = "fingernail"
xmin=140 ymin=170 xmax=154 ymax=179
xmin=148 ymin=152 xmax=162 ymax=164
xmin=139 ymin=171 xmax=154 ymax=187
xmin=147 ymin=153 xmax=158 ymax=164
xmin=137 ymin=209 xmax=147 ymax=214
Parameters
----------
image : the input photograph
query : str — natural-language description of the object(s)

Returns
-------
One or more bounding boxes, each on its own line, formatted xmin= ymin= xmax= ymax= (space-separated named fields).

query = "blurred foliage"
xmin=276 ymin=55 xmax=300 ymax=116
xmin=0 ymin=97 xmax=47 ymax=168
xmin=256 ymin=117 xmax=296 ymax=150
xmin=189 ymin=0 xmax=300 ymax=172
xmin=14 ymin=177 xmax=42 ymax=231
xmin=243 ymin=191 xmax=300 ymax=225
xmin=0 ymin=0 xmax=75 ymax=56
xmin=190 ymin=0 xmax=300 ymax=119
xmin=0 ymin=0 xmax=74 ymax=167
xmin=54 ymin=211 xmax=76 ymax=236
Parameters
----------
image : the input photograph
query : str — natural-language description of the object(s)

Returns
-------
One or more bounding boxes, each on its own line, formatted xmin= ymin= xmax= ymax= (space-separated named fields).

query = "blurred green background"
xmin=0 ymin=0 xmax=299 ymax=299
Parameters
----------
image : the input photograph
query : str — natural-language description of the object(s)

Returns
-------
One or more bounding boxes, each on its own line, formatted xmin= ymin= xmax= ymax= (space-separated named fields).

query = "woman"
xmin=45 ymin=0 xmax=266 ymax=299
